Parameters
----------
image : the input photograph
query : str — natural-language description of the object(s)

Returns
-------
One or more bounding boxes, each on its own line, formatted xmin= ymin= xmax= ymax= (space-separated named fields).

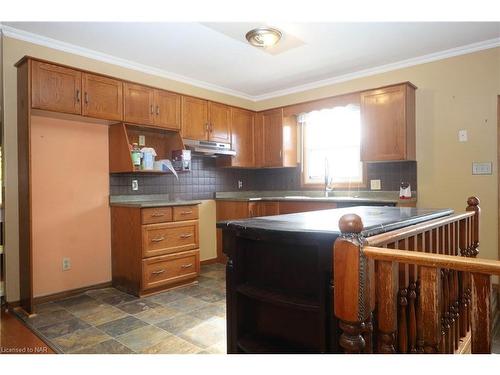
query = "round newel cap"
xmin=338 ymin=214 xmax=364 ymax=234
xmin=467 ymin=196 xmax=480 ymax=206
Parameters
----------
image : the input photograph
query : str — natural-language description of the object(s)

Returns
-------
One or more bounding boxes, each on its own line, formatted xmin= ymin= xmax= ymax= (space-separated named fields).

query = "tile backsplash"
xmin=110 ymin=157 xmax=417 ymax=200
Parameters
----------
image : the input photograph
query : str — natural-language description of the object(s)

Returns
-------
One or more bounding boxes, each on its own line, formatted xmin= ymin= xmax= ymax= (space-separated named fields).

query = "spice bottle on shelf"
xmin=131 ymin=143 xmax=142 ymax=170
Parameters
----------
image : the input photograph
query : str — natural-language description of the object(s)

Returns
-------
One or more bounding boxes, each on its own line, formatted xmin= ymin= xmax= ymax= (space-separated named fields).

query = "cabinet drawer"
xmin=141 ymin=207 xmax=173 ymax=224
xmin=173 ymin=205 xmax=199 ymax=221
xmin=142 ymin=220 xmax=199 ymax=258
xmin=142 ymin=250 xmax=199 ymax=290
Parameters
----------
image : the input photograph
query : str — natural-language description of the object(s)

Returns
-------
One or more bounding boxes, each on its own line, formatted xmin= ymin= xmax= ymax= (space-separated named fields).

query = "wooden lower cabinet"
xmin=111 ymin=203 xmax=200 ymax=296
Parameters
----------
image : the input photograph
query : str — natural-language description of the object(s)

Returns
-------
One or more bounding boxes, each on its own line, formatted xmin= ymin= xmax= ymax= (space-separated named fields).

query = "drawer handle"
xmin=151 ymin=236 xmax=165 ymax=242
xmin=151 ymin=269 xmax=165 ymax=275
xmin=151 ymin=213 xmax=165 ymax=217
xmin=179 ymin=233 xmax=193 ymax=239
xmin=181 ymin=263 xmax=193 ymax=269
xmin=180 ymin=211 xmax=193 ymax=215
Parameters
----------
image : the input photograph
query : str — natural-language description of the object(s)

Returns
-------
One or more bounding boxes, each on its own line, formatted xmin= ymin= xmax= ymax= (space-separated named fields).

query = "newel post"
xmin=466 ymin=197 xmax=491 ymax=353
xmin=333 ymin=214 xmax=375 ymax=353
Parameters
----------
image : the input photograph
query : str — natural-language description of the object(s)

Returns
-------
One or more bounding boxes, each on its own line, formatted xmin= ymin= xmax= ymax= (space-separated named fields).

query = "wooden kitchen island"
xmin=217 ymin=206 xmax=455 ymax=354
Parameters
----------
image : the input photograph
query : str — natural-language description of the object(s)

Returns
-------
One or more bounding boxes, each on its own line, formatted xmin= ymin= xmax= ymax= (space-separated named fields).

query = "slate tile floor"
xmin=21 ymin=263 xmax=226 ymax=354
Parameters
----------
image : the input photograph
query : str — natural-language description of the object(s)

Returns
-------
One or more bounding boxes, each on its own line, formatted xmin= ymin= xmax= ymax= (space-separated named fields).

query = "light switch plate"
xmin=370 ymin=179 xmax=381 ymax=190
xmin=472 ymin=162 xmax=492 ymax=175
xmin=138 ymin=135 xmax=146 ymax=146
xmin=458 ymin=130 xmax=468 ymax=142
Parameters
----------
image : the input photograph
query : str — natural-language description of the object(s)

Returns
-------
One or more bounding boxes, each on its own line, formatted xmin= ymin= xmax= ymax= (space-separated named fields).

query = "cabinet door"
xmin=154 ymin=90 xmax=181 ymax=130
xmin=208 ymin=102 xmax=231 ymax=143
xmin=123 ymin=83 xmax=155 ymax=125
xmin=230 ymin=108 xmax=254 ymax=167
xmin=262 ymin=108 xmax=284 ymax=167
xmin=31 ymin=60 xmax=82 ymax=114
xmin=181 ymin=96 xmax=208 ymax=140
xmin=82 ymin=73 xmax=123 ymax=121
xmin=254 ymin=113 xmax=264 ymax=167
xmin=361 ymin=84 xmax=407 ymax=161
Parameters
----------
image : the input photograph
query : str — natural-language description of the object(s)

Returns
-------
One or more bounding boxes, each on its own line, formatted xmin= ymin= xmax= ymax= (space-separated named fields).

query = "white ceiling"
xmin=2 ymin=22 xmax=499 ymax=100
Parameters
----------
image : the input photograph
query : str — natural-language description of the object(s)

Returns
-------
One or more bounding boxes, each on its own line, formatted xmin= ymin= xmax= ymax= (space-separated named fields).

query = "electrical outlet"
xmin=132 ymin=179 xmax=139 ymax=191
xmin=238 ymin=180 xmax=243 ymax=189
xmin=370 ymin=179 xmax=381 ymax=190
xmin=62 ymin=257 xmax=71 ymax=271
xmin=138 ymin=135 xmax=146 ymax=146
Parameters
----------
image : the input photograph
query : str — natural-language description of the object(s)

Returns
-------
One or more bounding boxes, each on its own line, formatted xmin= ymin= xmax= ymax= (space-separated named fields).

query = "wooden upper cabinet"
xmin=154 ymin=90 xmax=181 ymax=130
xmin=361 ymin=82 xmax=416 ymax=161
xmin=208 ymin=102 xmax=231 ymax=143
xmin=31 ymin=60 xmax=82 ymax=115
xmin=82 ymin=73 xmax=123 ymax=121
xmin=254 ymin=108 xmax=297 ymax=168
xmin=181 ymin=96 xmax=209 ymax=140
xmin=262 ymin=108 xmax=284 ymax=167
xmin=230 ymin=108 xmax=254 ymax=167
xmin=124 ymin=83 xmax=155 ymax=125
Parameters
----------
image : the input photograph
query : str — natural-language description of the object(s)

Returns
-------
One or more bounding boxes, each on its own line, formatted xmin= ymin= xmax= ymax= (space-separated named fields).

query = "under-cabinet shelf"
xmin=109 ymin=123 xmax=185 ymax=174
xmin=236 ymin=283 xmax=320 ymax=312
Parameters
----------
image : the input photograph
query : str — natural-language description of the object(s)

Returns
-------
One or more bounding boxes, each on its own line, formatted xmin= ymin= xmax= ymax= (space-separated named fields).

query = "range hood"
xmin=183 ymin=139 xmax=236 ymax=156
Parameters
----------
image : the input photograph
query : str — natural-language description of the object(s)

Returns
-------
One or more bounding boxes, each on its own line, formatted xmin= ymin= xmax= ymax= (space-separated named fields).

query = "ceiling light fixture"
xmin=245 ymin=27 xmax=282 ymax=48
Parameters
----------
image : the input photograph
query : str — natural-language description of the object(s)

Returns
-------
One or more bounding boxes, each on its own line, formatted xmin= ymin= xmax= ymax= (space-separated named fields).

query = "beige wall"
xmin=198 ymin=200 xmax=217 ymax=262
xmin=258 ymin=47 xmax=500 ymax=265
xmin=2 ymin=33 xmax=499 ymax=301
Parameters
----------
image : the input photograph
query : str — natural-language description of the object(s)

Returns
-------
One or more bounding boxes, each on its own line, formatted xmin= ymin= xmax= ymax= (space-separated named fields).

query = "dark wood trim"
xmin=17 ymin=58 xmax=33 ymax=315
xmin=201 ymin=257 xmax=221 ymax=266
xmin=33 ymin=281 xmax=112 ymax=305
xmin=7 ymin=281 xmax=113 ymax=308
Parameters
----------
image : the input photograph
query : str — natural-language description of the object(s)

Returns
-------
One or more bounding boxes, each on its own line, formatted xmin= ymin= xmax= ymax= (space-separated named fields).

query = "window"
xmin=300 ymin=104 xmax=364 ymax=187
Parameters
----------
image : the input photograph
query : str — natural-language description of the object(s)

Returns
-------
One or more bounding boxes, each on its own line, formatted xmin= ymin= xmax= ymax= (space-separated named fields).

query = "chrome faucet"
xmin=324 ymin=158 xmax=333 ymax=197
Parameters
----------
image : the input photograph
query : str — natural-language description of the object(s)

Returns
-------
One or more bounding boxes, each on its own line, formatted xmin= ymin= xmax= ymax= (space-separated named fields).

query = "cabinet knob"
xmin=180 ymin=211 xmax=193 ymax=215
xmin=181 ymin=263 xmax=193 ymax=269
xmin=76 ymin=89 xmax=81 ymax=103
xmin=179 ymin=233 xmax=193 ymax=239
xmin=150 ymin=105 xmax=154 ymax=114
xmin=84 ymin=92 xmax=89 ymax=104
xmin=156 ymin=105 xmax=160 ymax=116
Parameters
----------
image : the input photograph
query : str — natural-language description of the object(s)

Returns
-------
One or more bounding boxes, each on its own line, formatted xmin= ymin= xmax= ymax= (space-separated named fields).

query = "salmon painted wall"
xmin=31 ymin=115 xmax=111 ymax=297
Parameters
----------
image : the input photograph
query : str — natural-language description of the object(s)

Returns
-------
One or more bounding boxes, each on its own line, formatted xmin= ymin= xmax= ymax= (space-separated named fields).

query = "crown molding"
xmin=0 ymin=24 xmax=256 ymax=101
xmin=252 ymin=37 xmax=500 ymax=101
xmin=1 ymin=23 xmax=499 ymax=103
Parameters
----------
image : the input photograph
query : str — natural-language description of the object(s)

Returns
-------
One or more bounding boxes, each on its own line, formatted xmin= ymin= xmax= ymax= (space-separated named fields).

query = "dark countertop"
xmin=214 ymin=190 xmax=417 ymax=205
xmin=217 ymin=206 xmax=453 ymax=238
xmin=109 ymin=200 xmax=201 ymax=208
xmin=109 ymin=194 xmax=201 ymax=208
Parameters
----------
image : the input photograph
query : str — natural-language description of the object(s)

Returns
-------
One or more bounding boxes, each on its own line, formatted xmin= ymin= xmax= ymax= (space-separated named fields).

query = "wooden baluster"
xmin=466 ymin=197 xmax=480 ymax=336
xmin=419 ymin=266 xmax=442 ymax=353
xmin=458 ymin=218 xmax=469 ymax=338
xmin=453 ymin=221 xmax=461 ymax=349
xmin=470 ymin=272 xmax=491 ymax=353
xmin=416 ymin=232 xmax=425 ymax=353
xmin=376 ymin=260 xmax=398 ymax=353
xmin=395 ymin=239 xmax=409 ymax=354
xmin=363 ymin=312 xmax=374 ymax=353
xmin=407 ymin=236 xmax=418 ymax=353
xmin=444 ymin=224 xmax=454 ymax=353
xmin=442 ymin=269 xmax=451 ymax=353
xmin=333 ymin=214 xmax=375 ymax=354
